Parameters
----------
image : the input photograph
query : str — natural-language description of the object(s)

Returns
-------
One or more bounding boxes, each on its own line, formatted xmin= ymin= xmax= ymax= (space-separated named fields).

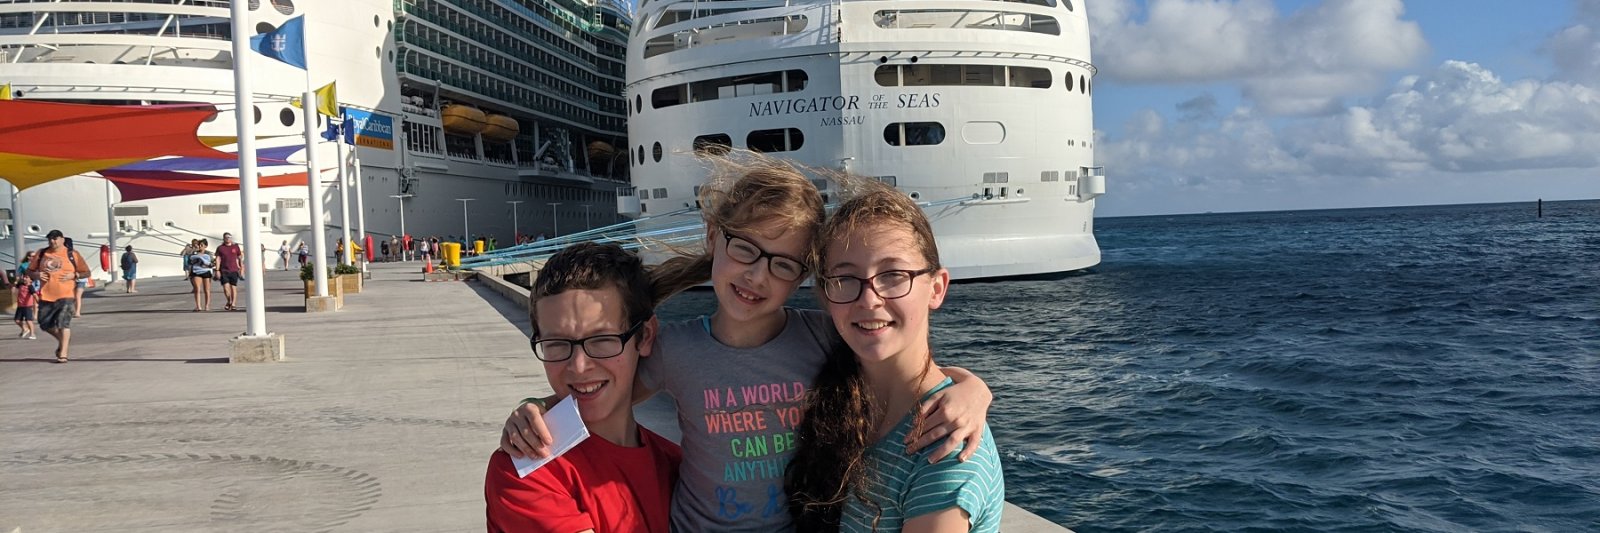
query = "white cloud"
xmin=1098 ymin=61 xmax=1600 ymax=207
xmin=1542 ymin=0 xmax=1600 ymax=85
xmin=1090 ymin=0 xmax=1429 ymax=114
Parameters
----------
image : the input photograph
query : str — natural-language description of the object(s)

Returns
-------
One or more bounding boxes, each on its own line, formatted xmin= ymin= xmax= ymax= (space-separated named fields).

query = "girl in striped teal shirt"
xmin=788 ymin=180 xmax=1005 ymax=532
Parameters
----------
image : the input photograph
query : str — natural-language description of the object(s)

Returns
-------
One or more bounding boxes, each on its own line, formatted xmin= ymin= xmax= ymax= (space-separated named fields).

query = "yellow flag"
xmin=289 ymin=82 xmax=339 ymax=118
xmin=315 ymin=82 xmax=338 ymax=118
xmin=0 ymin=83 xmax=12 ymax=101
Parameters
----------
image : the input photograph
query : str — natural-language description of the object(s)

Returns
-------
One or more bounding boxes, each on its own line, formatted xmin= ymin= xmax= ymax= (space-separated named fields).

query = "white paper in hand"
xmin=511 ymin=396 xmax=590 ymax=478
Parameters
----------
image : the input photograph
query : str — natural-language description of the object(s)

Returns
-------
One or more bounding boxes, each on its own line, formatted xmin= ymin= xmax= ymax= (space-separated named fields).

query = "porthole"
xmin=637 ymin=145 xmax=645 ymax=165
xmin=635 ymin=94 xmax=642 ymax=113
xmin=746 ymin=128 xmax=804 ymax=152
xmin=255 ymin=22 xmax=276 ymax=34
xmin=1065 ymin=72 xmax=1074 ymax=92
xmin=376 ymin=46 xmax=382 ymax=58
xmin=388 ymin=50 xmax=395 ymax=63
xmin=1088 ymin=79 xmax=1092 ymax=95
xmin=652 ymin=142 xmax=663 ymax=162
xmin=269 ymin=0 xmax=295 ymax=16
xmin=388 ymin=20 xmax=394 ymax=32
xmin=693 ymin=134 xmax=733 ymax=156
xmin=884 ymin=122 xmax=946 ymax=146
xmin=28 ymin=224 xmax=42 ymax=233
xmin=909 ymin=192 xmax=921 ymax=200
xmin=374 ymin=15 xmax=381 ymax=27
xmin=1079 ymin=75 xmax=1086 ymax=94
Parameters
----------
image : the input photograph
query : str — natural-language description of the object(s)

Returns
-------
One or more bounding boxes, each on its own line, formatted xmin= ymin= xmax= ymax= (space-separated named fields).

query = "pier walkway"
xmin=0 ymin=262 xmax=1069 ymax=532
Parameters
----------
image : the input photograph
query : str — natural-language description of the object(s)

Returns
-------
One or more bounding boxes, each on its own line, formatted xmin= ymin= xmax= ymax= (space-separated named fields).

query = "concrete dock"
xmin=0 ymin=262 xmax=1069 ymax=532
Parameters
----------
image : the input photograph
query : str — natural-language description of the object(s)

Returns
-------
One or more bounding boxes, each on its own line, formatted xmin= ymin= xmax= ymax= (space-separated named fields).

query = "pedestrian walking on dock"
xmin=278 ymin=240 xmax=290 ymax=271
xmin=27 ymin=229 xmax=89 ymax=363
xmin=13 ymin=278 xmax=37 ymax=339
xmin=119 ymin=246 xmax=138 ymax=293
xmin=216 ymin=233 xmax=243 ymax=311
xmin=296 ymin=242 xmax=309 ymax=267
xmin=64 ymin=237 xmax=87 ymax=318
xmin=188 ymin=239 xmax=215 ymax=312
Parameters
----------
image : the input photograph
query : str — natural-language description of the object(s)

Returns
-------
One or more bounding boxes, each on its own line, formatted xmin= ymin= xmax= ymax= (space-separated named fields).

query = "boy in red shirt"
xmin=485 ymin=242 xmax=680 ymax=533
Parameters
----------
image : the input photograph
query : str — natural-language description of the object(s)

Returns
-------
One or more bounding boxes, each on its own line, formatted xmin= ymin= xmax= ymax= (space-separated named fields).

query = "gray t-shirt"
xmin=641 ymin=307 xmax=841 ymax=532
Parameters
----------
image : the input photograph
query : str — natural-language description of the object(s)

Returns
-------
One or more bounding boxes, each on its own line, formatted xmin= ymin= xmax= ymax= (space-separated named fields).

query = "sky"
xmin=1088 ymin=0 xmax=1600 ymax=216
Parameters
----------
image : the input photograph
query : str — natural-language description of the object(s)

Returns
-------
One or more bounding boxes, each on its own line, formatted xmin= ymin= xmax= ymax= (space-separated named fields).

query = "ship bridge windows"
xmin=875 ymin=64 xmax=1051 ymax=89
xmin=884 ymin=122 xmax=946 ymax=147
xmin=874 ymin=9 xmax=1060 ymax=36
xmin=642 ymin=15 xmax=807 ymax=59
xmin=652 ymin=70 xmax=808 ymax=110
xmin=746 ymin=128 xmax=805 ymax=153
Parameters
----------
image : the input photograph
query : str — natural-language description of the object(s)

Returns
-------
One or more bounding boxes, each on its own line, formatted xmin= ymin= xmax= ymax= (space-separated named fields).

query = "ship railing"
xmin=461 ymin=207 xmax=703 ymax=269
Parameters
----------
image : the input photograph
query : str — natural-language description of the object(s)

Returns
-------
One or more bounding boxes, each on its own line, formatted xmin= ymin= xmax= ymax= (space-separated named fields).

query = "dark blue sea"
xmin=658 ymin=200 xmax=1600 ymax=532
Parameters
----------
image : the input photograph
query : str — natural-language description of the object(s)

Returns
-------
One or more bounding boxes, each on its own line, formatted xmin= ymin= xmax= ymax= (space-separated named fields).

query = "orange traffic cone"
xmin=424 ymin=260 xmax=434 ymax=274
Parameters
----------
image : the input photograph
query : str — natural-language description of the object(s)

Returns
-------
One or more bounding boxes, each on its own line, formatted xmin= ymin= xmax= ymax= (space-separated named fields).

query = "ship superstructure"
xmin=622 ymin=0 xmax=1105 ymax=279
xmin=0 ymin=0 xmax=633 ymax=277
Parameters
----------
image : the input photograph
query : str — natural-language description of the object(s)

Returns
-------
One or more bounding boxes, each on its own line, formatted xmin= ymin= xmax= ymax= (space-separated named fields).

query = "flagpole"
xmin=230 ymin=0 xmax=269 ymax=338
xmin=301 ymin=23 xmax=330 ymax=298
xmin=336 ymin=119 xmax=352 ymax=266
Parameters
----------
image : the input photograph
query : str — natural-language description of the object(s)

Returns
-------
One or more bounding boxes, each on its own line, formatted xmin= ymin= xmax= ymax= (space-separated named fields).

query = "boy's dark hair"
xmin=530 ymin=242 xmax=655 ymax=338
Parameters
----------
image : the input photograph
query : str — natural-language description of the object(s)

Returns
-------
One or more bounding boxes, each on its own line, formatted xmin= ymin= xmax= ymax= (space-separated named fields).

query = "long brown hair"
xmin=785 ymin=178 xmax=943 ymax=531
xmin=649 ymin=151 xmax=828 ymax=303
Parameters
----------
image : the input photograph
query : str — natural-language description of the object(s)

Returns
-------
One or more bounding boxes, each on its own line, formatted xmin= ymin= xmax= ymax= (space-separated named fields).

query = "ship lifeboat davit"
xmin=441 ymin=104 xmax=487 ymax=135
xmin=482 ymin=114 xmax=520 ymax=143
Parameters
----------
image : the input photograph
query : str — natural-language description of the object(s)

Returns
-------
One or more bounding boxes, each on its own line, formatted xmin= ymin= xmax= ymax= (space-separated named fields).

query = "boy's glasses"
xmin=820 ymin=268 xmax=937 ymax=304
xmin=530 ymin=321 xmax=645 ymax=362
xmin=721 ymin=230 xmax=809 ymax=282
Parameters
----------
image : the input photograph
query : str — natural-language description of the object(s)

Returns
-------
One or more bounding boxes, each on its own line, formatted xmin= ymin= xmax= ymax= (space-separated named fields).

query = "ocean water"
xmin=657 ymin=199 xmax=1600 ymax=532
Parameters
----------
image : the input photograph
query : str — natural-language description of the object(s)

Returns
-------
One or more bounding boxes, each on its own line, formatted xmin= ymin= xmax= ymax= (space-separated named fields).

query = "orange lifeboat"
xmin=441 ymin=104 xmax=487 ymax=135
xmin=481 ymin=114 xmax=520 ymax=142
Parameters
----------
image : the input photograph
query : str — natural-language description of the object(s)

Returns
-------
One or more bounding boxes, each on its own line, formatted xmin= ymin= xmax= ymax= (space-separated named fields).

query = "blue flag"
xmin=321 ymin=108 xmax=355 ymax=143
xmin=249 ymin=15 xmax=307 ymax=69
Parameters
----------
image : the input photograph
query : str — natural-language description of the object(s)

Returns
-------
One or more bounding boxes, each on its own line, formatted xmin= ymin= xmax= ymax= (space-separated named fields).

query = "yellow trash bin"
xmin=474 ymin=239 xmax=485 ymax=255
xmin=444 ymin=242 xmax=461 ymax=268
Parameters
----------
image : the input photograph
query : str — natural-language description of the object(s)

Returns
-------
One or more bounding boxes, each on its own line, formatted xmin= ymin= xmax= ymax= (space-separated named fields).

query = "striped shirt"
xmin=841 ymin=378 xmax=1005 ymax=532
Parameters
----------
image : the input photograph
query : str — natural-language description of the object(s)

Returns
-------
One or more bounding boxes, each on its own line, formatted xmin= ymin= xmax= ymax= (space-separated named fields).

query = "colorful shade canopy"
xmin=0 ymin=100 xmax=233 ymax=189
xmin=101 ymin=169 xmax=315 ymax=202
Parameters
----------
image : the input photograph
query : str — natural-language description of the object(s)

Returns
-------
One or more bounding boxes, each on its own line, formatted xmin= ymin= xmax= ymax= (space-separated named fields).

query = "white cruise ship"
xmin=1 ymin=0 xmax=633 ymax=278
xmin=621 ymin=0 xmax=1105 ymax=279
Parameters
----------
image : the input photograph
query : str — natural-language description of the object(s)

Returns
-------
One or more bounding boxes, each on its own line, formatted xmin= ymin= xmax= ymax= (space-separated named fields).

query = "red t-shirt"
xmin=485 ymin=426 xmax=681 ymax=533
xmin=215 ymin=243 xmax=243 ymax=273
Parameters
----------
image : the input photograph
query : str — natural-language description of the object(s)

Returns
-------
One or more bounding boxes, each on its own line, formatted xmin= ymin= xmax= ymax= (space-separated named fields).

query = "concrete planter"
xmin=337 ymin=273 xmax=362 ymax=294
xmin=303 ymin=279 xmax=345 ymax=299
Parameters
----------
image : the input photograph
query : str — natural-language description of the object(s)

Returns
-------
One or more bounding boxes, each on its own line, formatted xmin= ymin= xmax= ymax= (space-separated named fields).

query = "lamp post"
xmin=455 ymin=198 xmax=474 ymax=243
xmin=390 ymin=194 xmax=413 ymax=238
xmin=547 ymin=202 xmax=561 ymax=238
xmin=582 ymin=204 xmax=592 ymax=230
xmin=506 ymin=200 xmax=524 ymax=242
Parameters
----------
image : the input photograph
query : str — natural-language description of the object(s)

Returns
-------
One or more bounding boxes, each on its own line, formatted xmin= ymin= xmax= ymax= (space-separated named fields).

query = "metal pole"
xmin=336 ymin=121 xmax=352 ymax=266
xmin=7 ymin=184 xmax=22 ymax=273
xmin=104 ymin=180 xmax=118 ymax=282
xmin=398 ymin=197 xmax=407 ymax=237
xmin=456 ymin=198 xmax=474 ymax=244
xmin=354 ymin=155 xmax=367 ymax=272
xmin=231 ymin=0 xmax=268 ymax=334
xmin=506 ymin=200 xmax=523 ymax=242
xmin=304 ymin=88 xmax=329 ymax=295
xmin=547 ymin=202 xmax=561 ymax=237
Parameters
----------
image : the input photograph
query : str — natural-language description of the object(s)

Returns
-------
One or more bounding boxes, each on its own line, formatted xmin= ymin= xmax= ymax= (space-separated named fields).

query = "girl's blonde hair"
xmin=650 ymin=151 xmax=828 ymax=302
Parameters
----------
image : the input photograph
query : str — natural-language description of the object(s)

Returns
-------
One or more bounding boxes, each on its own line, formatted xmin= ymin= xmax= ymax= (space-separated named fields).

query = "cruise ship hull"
xmin=623 ymin=0 xmax=1105 ymax=279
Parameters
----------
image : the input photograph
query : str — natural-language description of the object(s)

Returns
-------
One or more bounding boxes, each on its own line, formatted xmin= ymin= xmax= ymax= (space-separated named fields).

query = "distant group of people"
xmin=179 ymin=233 xmax=244 ymax=312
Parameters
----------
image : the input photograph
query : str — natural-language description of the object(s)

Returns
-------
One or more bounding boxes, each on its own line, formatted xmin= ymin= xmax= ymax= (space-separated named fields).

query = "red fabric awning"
xmin=101 ymin=170 xmax=311 ymax=201
xmin=0 ymin=100 xmax=233 ymax=189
